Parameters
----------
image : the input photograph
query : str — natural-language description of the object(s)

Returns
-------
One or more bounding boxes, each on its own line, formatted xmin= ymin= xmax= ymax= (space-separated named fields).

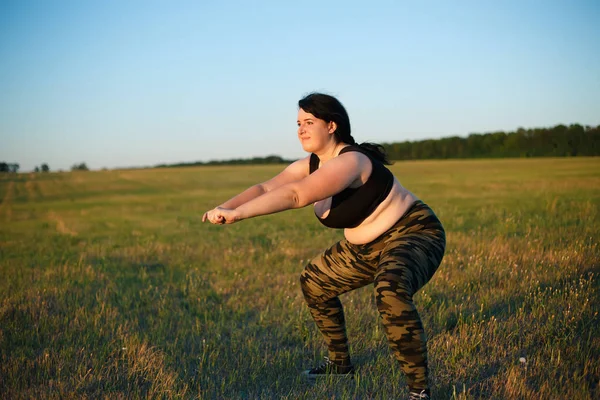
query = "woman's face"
xmin=297 ymin=108 xmax=336 ymax=153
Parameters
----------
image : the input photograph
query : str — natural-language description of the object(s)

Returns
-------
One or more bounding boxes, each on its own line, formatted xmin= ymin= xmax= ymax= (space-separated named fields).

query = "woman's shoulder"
xmin=289 ymin=155 xmax=310 ymax=167
xmin=339 ymin=144 xmax=390 ymax=168
xmin=339 ymin=144 xmax=361 ymax=155
xmin=261 ymin=156 xmax=311 ymax=191
xmin=286 ymin=155 xmax=312 ymax=176
xmin=338 ymin=145 xmax=373 ymax=166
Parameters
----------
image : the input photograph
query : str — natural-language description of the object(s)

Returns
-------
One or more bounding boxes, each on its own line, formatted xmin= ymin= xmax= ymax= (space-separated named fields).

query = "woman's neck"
xmin=315 ymin=141 xmax=348 ymax=163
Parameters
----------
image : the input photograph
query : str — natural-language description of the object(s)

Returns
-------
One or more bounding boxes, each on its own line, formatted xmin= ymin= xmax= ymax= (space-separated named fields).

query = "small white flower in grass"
xmin=122 ymin=347 xmax=127 ymax=350
xmin=519 ymin=357 xmax=526 ymax=364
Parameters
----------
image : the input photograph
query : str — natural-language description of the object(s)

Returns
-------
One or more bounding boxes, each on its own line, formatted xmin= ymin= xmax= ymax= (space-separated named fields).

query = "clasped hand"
xmin=202 ymin=207 xmax=240 ymax=225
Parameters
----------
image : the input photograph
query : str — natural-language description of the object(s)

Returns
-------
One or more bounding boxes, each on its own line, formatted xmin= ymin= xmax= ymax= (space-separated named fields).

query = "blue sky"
xmin=1 ymin=0 xmax=599 ymax=171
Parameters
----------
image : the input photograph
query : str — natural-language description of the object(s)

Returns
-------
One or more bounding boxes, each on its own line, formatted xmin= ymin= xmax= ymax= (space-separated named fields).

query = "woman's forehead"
xmin=297 ymin=108 xmax=316 ymax=120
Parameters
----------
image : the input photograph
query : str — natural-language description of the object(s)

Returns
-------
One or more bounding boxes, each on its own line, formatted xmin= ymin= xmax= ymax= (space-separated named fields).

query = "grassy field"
xmin=0 ymin=157 xmax=598 ymax=399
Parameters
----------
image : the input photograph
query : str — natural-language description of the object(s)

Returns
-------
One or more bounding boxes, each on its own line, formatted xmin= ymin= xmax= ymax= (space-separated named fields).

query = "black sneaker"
xmin=302 ymin=357 xmax=354 ymax=379
xmin=408 ymin=390 xmax=430 ymax=400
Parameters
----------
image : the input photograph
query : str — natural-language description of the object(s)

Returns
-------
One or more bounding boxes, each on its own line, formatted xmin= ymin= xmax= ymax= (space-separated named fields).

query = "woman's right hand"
xmin=202 ymin=207 xmax=241 ymax=225
xmin=202 ymin=207 xmax=225 ymax=224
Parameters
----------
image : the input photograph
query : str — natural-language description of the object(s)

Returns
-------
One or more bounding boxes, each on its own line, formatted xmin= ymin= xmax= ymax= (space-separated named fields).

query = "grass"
xmin=0 ymin=157 xmax=599 ymax=399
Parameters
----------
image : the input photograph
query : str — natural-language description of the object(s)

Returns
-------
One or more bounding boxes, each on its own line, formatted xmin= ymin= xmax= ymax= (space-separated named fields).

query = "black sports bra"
xmin=309 ymin=146 xmax=394 ymax=229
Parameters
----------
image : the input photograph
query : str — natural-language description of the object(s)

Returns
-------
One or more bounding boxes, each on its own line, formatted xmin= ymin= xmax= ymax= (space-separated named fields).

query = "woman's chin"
xmin=300 ymin=142 xmax=314 ymax=153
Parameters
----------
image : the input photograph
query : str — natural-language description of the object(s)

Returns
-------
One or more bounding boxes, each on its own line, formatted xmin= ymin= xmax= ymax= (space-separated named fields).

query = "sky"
xmin=1 ymin=0 xmax=599 ymax=172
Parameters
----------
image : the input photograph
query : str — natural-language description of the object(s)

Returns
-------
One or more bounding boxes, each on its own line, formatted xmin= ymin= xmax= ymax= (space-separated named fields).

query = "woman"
xmin=203 ymin=93 xmax=445 ymax=400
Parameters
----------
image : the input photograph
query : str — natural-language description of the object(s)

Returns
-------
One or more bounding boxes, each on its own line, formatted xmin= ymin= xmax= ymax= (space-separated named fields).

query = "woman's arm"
xmin=205 ymin=152 xmax=369 ymax=224
xmin=220 ymin=156 xmax=309 ymax=208
xmin=202 ymin=157 xmax=310 ymax=222
xmin=218 ymin=184 xmax=267 ymax=210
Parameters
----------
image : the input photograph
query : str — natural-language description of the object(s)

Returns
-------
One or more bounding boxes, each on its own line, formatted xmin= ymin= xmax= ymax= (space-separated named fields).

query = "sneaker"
xmin=302 ymin=357 xmax=355 ymax=379
xmin=408 ymin=390 xmax=430 ymax=400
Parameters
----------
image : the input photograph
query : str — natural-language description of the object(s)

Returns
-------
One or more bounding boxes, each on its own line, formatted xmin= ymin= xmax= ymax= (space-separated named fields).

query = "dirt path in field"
xmin=47 ymin=211 xmax=78 ymax=236
xmin=0 ymin=181 xmax=15 ymax=222
xmin=24 ymin=175 xmax=38 ymax=200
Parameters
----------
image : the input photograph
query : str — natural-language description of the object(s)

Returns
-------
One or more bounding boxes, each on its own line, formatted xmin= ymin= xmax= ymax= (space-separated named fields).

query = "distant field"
xmin=0 ymin=157 xmax=598 ymax=399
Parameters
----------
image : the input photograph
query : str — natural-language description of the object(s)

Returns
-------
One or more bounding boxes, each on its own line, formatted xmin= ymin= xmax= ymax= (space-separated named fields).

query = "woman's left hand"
xmin=202 ymin=207 xmax=242 ymax=225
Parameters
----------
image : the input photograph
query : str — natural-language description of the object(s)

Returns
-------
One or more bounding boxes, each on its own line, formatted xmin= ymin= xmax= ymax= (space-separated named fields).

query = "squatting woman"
xmin=203 ymin=93 xmax=445 ymax=400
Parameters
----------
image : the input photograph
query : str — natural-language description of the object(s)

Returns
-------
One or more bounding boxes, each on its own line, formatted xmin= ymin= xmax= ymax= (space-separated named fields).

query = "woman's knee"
xmin=300 ymin=264 xmax=320 ymax=304
xmin=373 ymin=273 xmax=414 ymax=315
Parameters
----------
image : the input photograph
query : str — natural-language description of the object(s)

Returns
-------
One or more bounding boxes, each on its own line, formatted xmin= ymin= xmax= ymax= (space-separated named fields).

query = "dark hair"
xmin=298 ymin=92 xmax=391 ymax=165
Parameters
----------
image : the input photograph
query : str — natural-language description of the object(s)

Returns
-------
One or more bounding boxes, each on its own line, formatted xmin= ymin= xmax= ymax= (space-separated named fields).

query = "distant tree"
xmin=34 ymin=166 xmax=40 ymax=172
xmin=0 ymin=162 xmax=19 ymax=173
xmin=71 ymin=162 xmax=89 ymax=171
xmin=41 ymin=163 xmax=50 ymax=172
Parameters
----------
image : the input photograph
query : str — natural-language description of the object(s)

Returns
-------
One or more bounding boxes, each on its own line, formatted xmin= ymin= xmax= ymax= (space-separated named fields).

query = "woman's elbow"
xmin=291 ymin=190 xmax=311 ymax=208
xmin=255 ymin=183 xmax=268 ymax=194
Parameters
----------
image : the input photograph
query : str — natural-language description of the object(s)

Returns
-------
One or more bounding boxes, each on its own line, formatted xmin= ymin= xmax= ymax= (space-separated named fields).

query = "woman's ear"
xmin=328 ymin=121 xmax=337 ymax=134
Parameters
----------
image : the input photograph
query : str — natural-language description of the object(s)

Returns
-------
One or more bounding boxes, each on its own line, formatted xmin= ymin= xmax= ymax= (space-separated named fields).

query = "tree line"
xmin=155 ymin=123 xmax=598 ymax=168
xmin=2 ymin=124 xmax=598 ymax=173
xmin=381 ymin=124 xmax=599 ymax=160
xmin=154 ymin=155 xmax=295 ymax=168
xmin=0 ymin=162 xmax=20 ymax=173
xmin=0 ymin=162 xmax=89 ymax=173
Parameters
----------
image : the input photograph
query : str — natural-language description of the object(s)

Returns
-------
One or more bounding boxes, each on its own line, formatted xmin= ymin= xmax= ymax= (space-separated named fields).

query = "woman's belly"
xmin=343 ymin=178 xmax=418 ymax=244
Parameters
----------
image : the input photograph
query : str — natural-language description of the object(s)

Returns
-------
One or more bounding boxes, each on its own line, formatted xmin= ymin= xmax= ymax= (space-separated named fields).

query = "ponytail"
xmin=357 ymin=142 xmax=392 ymax=165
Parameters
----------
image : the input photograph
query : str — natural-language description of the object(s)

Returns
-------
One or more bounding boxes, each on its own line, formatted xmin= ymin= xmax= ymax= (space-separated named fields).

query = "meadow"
xmin=0 ymin=157 xmax=598 ymax=399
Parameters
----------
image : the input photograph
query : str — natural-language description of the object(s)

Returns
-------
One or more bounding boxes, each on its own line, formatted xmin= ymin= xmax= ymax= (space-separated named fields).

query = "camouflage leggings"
xmin=300 ymin=200 xmax=445 ymax=391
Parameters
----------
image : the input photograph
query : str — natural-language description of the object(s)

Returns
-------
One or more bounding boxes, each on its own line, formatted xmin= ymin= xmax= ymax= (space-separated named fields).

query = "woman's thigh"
xmin=375 ymin=230 xmax=445 ymax=297
xmin=300 ymin=239 xmax=377 ymax=303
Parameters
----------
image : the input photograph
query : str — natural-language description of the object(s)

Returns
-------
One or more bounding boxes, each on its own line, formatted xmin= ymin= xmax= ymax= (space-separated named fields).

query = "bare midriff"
xmin=341 ymin=178 xmax=418 ymax=245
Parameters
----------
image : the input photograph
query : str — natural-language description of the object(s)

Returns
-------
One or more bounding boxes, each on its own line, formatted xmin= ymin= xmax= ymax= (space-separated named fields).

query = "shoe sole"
xmin=302 ymin=370 xmax=355 ymax=380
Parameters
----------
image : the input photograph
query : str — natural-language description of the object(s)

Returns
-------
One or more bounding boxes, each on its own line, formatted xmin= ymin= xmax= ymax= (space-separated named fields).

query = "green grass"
xmin=1 ymin=157 xmax=599 ymax=399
